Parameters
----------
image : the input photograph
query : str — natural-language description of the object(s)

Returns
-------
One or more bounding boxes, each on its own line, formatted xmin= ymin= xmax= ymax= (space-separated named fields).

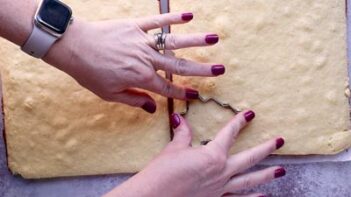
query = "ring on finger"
xmin=154 ymin=32 xmax=167 ymax=51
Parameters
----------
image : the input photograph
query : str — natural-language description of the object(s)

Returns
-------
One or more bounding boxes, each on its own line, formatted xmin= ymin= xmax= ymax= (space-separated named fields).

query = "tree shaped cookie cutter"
xmin=180 ymin=95 xmax=242 ymax=145
xmin=180 ymin=95 xmax=242 ymax=116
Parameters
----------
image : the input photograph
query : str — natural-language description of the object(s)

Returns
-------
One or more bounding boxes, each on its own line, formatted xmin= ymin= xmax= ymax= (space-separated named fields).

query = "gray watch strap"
xmin=21 ymin=25 xmax=57 ymax=58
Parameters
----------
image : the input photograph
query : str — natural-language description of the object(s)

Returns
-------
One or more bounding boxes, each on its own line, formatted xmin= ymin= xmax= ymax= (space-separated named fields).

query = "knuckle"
xmin=246 ymin=154 xmax=258 ymax=166
xmin=138 ymin=70 xmax=155 ymax=83
xmin=229 ymin=116 xmax=246 ymax=133
xmin=142 ymin=52 xmax=154 ymax=64
xmin=167 ymin=35 xmax=178 ymax=49
xmin=131 ymin=21 xmax=141 ymax=29
xmin=215 ymin=153 xmax=227 ymax=168
xmin=124 ymin=21 xmax=140 ymax=31
xmin=149 ymin=19 xmax=162 ymax=29
xmin=210 ymin=142 xmax=228 ymax=162
xmin=229 ymin=122 xmax=240 ymax=133
xmin=161 ymin=82 xmax=173 ymax=96
xmin=242 ymin=177 xmax=253 ymax=189
xmin=201 ymin=150 xmax=227 ymax=173
xmin=139 ymin=42 xmax=150 ymax=53
xmin=174 ymin=58 xmax=188 ymax=75
xmin=149 ymin=51 xmax=162 ymax=65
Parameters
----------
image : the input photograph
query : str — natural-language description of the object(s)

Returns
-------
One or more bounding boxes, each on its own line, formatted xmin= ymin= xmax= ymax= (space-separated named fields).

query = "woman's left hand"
xmin=105 ymin=111 xmax=286 ymax=197
xmin=44 ymin=13 xmax=224 ymax=113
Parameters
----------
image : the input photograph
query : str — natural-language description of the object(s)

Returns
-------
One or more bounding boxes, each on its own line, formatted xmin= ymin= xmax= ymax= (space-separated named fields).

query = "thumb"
xmin=169 ymin=113 xmax=192 ymax=148
xmin=112 ymin=89 xmax=157 ymax=114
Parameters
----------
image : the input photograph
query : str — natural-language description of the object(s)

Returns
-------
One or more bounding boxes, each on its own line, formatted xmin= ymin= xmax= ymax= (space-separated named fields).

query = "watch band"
xmin=21 ymin=25 xmax=57 ymax=58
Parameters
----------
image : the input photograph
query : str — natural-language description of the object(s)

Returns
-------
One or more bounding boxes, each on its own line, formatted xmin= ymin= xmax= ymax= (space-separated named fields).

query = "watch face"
xmin=37 ymin=0 xmax=72 ymax=34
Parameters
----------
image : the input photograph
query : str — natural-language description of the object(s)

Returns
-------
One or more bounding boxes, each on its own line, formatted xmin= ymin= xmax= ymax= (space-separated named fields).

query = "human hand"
xmin=44 ymin=12 xmax=225 ymax=113
xmin=105 ymin=111 xmax=286 ymax=197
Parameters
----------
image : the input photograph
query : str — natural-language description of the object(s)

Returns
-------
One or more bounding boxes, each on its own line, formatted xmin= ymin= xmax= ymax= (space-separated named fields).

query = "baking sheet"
xmin=0 ymin=1 xmax=350 ymax=197
xmin=0 ymin=0 xmax=350 ymax=183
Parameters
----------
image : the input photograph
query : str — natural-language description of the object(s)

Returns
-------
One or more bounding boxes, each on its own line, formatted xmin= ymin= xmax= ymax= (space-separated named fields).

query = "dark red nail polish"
xmin=274 ymin=168 xmax=286 ymax=178
xmin=258 ymin=195 xmax=267 ymax=197
xmin=211 ymin=65 xmax=225 ymax=76
xmin=244 ymin=110 xmax=255 ymax=122
xmin=185 ymin=89 xmax=199 ymax=100
xmin=171 ymin=113 xmax=181 ymax=129
xmin=181 ymin=13 xmax=193 ymax=21
xmin=276 ymin=138 xmax=285 ymax=149
xmin=141 ymin=102 xmax=156 ymax=114
xmin=205 ymin=34 xmax=219 ymax=44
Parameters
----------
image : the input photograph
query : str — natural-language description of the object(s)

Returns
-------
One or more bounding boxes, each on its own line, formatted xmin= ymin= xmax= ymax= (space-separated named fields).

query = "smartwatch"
xmin=21 ymin=0 xmax=73 ymax=58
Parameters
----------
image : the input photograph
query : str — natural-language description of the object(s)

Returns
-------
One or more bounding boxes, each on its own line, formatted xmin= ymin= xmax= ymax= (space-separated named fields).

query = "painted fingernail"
xmin=205 ymin=34 xmax=219 ymax=44
xmin=276 ymin=138 xmax=285 ymax=149
xmin=185 ymin=89 xmax=199 ymax=100
xmin=141 ymin=102 xmax=156 ymax=114
xmin=211 ymin=65 xmax=225 ymax=76
xmin=258 ymin=195 xmax=267 ymax=197
xmin=274 ymin=168 xmax=286 ymax=178
xmin=244 ymin=110 xmax=255 ymax=122
xmin=182 ymin=13 xmax=193 ymax=21
xmin=171 ymin=113 xmax=181 ymax=129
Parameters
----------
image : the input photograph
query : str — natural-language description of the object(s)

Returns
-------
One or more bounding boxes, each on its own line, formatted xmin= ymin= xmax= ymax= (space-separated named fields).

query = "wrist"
xmin=0 ymin=0 xmax=37 ymax=46
xmin=42 ymin=19 xmax=85 ymax=75
xmin=104 ymin=174 xmax=159 ymax=197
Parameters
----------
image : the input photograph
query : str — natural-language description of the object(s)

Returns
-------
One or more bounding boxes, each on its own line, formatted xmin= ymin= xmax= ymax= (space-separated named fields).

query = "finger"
xmin=137 ymin=12 xmax=194 ymax=31
xmin=112 ymin=89 xmax=157 ymax=114
xmin=224 ymin=166 xmax=286 ymax=192
xmin=222 ymin=193 xmax=266 ymax=197
xmin=225 ymin=137 xmax=285 ymax=176
xmin=147 ymin=33 xmax=219 ymax=50
xmin=139 ymin=73 xmax=199 ymax=100
xmin=210 ymin=110 xmax=255 ymax=153
xmin=169 ymin=113 xmax=192 ymax=148
xmin=151 ymin=51 xmax=225 ymax=77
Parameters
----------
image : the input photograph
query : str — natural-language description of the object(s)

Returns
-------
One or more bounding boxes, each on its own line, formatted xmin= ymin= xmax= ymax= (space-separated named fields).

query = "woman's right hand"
xmin=44 ymin=12 xmax=225 ymax=113
xmin=105 ymin=111 xmax=286 ymax=197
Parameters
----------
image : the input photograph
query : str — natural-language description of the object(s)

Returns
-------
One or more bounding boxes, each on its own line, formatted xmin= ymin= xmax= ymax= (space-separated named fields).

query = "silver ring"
xmin=154 ymin=32 xmax=167 ymax=51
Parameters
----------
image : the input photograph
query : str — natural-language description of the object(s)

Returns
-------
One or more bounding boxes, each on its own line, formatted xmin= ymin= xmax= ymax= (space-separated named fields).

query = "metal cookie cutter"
xmin=180 ymin=95 xmax=242 ymax=116
xmin=180 ymin=95 xmax=242 ymax=145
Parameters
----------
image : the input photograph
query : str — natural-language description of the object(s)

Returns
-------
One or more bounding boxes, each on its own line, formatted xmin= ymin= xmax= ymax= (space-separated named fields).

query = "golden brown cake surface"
xmin=172 ymin=0 xmax=351 ymax=155
xmin=2 ymin=0 xmax=351 ymax=180
xmin=1 ymin=0 xmax=169 ymax=179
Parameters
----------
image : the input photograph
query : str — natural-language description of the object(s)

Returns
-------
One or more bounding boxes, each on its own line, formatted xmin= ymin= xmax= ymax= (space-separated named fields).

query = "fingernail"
xmin=141 ymin=102 xmax=156 ymax=114
xmin=274 ymin=168 xmax=286 ymax=178
xmin=205 ymin=34 xmax=219 ymax=44
xmin=258 ymin=195 xmax=267 ymax=197
xmin=185 ymin=89 xmax=199 ymax=100
xmin=211 ymin=65 xmax=225 ymax=76
xmin=244 ymin=110 xmax=255 ymax=122
xmin=276 ymin=138 xmax=285 ymax=149
xmin=171 ymin=113 xmax=181 ymax=129
xmin=182 ymin=13 xmax=193 ymax=21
